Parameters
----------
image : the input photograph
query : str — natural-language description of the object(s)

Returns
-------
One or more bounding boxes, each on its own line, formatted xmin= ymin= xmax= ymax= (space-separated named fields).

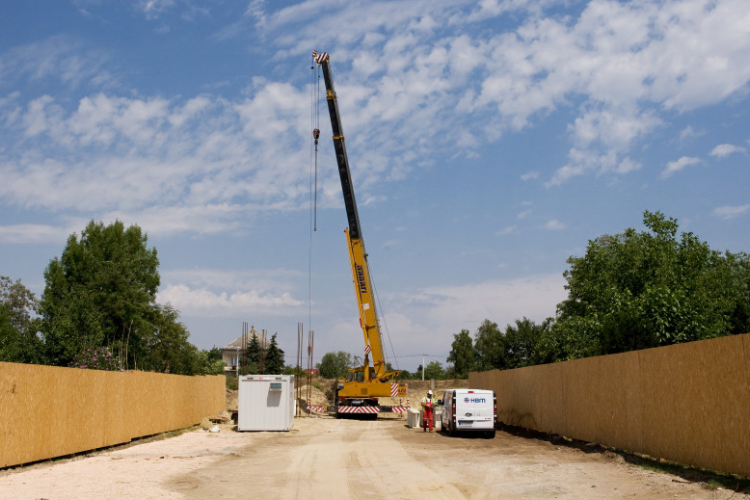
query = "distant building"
xmin=221 ymin=326 xmax=268 ymax=373
xmin=305 ymin=368 xmax=319 ymax=377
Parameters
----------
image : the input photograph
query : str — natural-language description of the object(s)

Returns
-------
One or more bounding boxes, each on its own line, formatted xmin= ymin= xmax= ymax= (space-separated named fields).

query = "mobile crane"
xmin=312 ymin=51 xmax=405 ymax=416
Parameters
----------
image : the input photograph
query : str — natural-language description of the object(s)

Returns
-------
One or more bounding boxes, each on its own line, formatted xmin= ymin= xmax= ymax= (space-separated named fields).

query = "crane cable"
xmin=311 ymin=56 xmax=320 ymax=231
xmin=369 ymin=266 xmax=400 ymax=372
xmin=309 ymin=55 xmax=322 ymax=335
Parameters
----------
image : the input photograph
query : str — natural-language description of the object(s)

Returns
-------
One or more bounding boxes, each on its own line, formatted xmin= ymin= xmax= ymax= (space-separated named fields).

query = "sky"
xmin=1 ymin=0 xmax=749 ymax=373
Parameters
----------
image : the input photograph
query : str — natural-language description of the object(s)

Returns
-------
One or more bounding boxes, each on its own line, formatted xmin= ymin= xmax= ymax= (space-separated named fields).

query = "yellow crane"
xmin=312 ymin=51 xmax=405 ymax=416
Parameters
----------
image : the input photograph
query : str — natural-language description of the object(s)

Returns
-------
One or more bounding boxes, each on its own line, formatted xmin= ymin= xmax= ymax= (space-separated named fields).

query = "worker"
xmin=421 ymin=390 xmax=435 ymax=432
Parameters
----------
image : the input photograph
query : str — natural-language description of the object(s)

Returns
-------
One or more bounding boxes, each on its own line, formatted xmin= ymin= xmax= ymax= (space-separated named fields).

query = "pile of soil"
xmin=226 ymin=387 xmax=238 ymax=411
xmin=295 ymin=383 xmax=329 ymax=410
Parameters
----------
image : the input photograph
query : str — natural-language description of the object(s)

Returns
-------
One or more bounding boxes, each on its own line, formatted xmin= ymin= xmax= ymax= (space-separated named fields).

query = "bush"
xmin=70 ymin=347 xmax=123 ymax=371
xmin=225 ymin=373 xmax=238 ymax=390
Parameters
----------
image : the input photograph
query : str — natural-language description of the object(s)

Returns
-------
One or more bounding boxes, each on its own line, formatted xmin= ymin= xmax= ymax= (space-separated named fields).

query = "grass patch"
xmin=225 ymin=373 xmax=238 ymax=390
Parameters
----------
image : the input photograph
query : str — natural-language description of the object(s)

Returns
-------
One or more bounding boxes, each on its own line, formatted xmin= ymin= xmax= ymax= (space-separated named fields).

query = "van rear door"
xmin=456 ymin=390 xmax=494 ymax=431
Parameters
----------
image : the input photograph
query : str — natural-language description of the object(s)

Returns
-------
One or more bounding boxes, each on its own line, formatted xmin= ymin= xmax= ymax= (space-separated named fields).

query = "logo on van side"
xmin=464 ymin=397 xmax=486 ymax=403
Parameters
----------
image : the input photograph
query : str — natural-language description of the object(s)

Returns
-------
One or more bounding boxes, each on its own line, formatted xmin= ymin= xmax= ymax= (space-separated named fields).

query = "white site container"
xmin=238 ymin=374 xmax=295 ymax=431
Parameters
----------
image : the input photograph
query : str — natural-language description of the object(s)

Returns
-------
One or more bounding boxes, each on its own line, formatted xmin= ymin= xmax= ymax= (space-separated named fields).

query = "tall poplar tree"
xmin=40 ymin=220 xmax=160 ymax=366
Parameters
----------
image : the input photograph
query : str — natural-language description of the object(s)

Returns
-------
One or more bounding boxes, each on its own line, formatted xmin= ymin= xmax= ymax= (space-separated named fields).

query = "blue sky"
xmin=1 ymin=0 xmax=749 ymax=372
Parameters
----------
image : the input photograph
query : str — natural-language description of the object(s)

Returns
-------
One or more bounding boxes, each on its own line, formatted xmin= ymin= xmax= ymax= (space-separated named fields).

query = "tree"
xmin=318 ymin=351 xmax=353 ymax=378
xmin=243 ymin=334 xmax=262 ymax=374
xmin=447 ymin=329 xmax=475 ymax=378
xmin=206 ymin=346 xmax=223 ymax=362
xmin=502 ymin=317 xmax=554 ymax=369
xmin=555 ymin=210 xmax=750 ymax=356
xmin=195 ymin=349 xmax=226 ymax=375
xmin=40 ymin=220 xmax=160 ymax=366
xmin=473 ymin=319 xmax=503 ymax=371
xmin=264 ymin=333 xmax=285 ymax=374
xmin=0 ymin=304 xmax=18 ymax=361
xmin=0 ymin=276 xmax=43 ymax=363
xmin=139 ymin=303 xmax=196 ymax=374
xmin=423 ymin=361 xmax=445 ymax=380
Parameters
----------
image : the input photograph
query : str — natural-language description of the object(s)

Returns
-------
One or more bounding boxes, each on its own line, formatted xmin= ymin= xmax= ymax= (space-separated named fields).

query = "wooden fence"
xmin=469 ymin=333 xmax=750 ymax=477
xmin=0 ymin=362 xmax=225 ymax=468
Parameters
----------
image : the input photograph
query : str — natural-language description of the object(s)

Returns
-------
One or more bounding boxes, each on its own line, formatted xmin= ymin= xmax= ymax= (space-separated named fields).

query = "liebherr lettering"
xmin=356 ymin=264 xmax=367 ymax=293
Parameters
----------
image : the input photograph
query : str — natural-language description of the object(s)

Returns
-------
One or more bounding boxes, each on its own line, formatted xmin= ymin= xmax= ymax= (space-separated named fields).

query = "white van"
xmin=441 ymin=389 xmax=496 ymax=438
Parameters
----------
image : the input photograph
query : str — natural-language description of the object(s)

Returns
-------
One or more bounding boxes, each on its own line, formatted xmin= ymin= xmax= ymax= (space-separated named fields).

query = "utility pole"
xmin=422 ymin=354 xmax=425 ymax=381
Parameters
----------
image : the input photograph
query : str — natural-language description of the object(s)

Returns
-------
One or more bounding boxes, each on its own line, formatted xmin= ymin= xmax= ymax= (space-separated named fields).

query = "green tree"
xmin=317 ymin=351 xmax=353 ymax=378
xmin=40 ymin=220 xmax=160 ymax=367
xmin=193 ymin=349 xmax=226 ymax=375
xmin=447 ymin=329 xmax=475 ymax=378
xmin=0 ymin=276 xmax=43 ymax=363
xmin=206 ymin=346 xmax=223 ymax=362
xmin=0 ymin=304 xmax=18 ymax=361
xmin=264 ymin=333 xmax=285 ymax=374
xmin=423 ymin=361 xmax=445 ymax=380
xmin=502 ymin=317 xmax=554 ymax=369
xmin=473 ymin=319 xmax=503 ymax=371
xmin=556 ymin=210 xmax=750 ymax=356
xmin=243 ymin=334 xmax=262 ymax=374
xmin=139 ymin=303 xmax=195 ymax=374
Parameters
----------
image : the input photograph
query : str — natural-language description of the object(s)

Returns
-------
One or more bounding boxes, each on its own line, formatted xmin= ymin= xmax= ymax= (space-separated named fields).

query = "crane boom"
xmin=313 ymin=51 xmax=402 ymax=413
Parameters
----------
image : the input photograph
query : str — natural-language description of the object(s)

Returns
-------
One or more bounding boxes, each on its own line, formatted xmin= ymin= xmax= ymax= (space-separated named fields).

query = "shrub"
xmin=70 ymin=347 xmax=123 ymax=371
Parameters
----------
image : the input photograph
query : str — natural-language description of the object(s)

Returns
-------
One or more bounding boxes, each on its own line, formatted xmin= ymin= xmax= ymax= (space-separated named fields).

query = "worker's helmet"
xmin=427 ymin=390 xmax=432 ymax=396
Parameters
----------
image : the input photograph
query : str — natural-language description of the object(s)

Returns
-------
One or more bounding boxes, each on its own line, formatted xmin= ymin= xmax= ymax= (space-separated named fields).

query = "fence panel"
xmin=0 ymin=363 xmax=225 ymax=468
xmin=469 ymin=333 xmax=750 ymax=477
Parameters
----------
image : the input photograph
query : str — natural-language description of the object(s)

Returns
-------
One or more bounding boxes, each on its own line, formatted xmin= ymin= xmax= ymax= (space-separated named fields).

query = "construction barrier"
xmin=306 ymin=399 xmax=326 ymax=414
xmin=337 ymin=405 xmax=379 ymax=414
xmin=0 ymin=362 xmax=225 ymax=469
xmin=469 ymin=333 xmax=750 ymax=478
xmin=406 ymin=408 xmax=421 ymax=428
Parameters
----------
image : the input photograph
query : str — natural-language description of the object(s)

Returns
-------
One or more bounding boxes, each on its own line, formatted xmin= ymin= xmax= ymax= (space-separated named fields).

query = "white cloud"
xmin=138 ymin=0 xmax=175 ymax=20
xmin=246 ymin=0 xmax=268 ymax=29
xmin=158 ymin=267 xmax=307 ymax=317
xmin=547 ymin=148 xmax=639 ymax=186
xmin=544 ymin=219 xmax=566 ymax=230
xmin=661 ymin=156 xmax=701 ymax=178
xmin=4 ymin=0 xmax=750 ymax=244
xmin=158 ymin=283 xmax=304 ymax=317
xmin=710 ymin=143 xmax=747 ymax=158
xmin=265 ymin=0 xmax=750 ymax=186
xmin=712 ymin=204 xmax=750 ymax=220
xmin=496 ymin=225 xmax=516 ymax=236
xmin=0 ymin=88 xmax=314 ymax=225
xmin=385 ymin=274 xmax=567 ymax=355
xmin=679 ymin=125 xmax=705 ymax=141
xmin=0 ymin=35 xmax=115 ymax=90
xmin=0 ymin=223 xmax=76 ymax=244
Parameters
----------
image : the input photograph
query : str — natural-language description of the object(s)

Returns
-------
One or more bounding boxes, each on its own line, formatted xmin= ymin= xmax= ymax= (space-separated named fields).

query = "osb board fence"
xmin=469 ymin=333 xmax=750 ymax=478
xmin=0 ymin=363 xmax=225 ymax=468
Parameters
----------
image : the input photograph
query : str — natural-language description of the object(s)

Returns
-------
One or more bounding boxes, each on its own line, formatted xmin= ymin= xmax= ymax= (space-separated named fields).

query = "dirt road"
xmin=1 ymin=416 xmax=746 ymax=499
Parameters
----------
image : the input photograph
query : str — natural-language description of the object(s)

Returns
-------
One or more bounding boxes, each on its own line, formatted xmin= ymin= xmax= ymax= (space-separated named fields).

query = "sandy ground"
xmin=1 ymin=415 xmax=746 ymax=500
